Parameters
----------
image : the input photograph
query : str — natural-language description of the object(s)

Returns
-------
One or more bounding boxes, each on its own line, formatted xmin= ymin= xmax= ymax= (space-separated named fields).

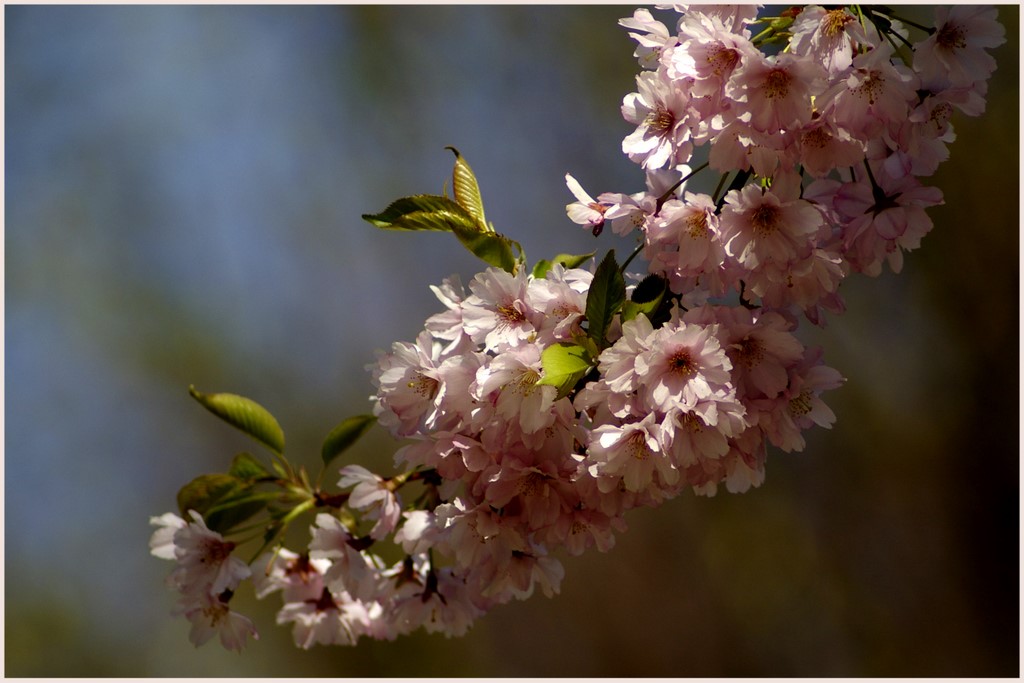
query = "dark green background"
xmin=6 ymin=5 xmax=1018 ymax=676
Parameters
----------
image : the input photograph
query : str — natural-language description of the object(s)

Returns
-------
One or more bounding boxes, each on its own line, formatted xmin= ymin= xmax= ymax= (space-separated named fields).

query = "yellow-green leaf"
xmin=537 ymin=342 xmax=593 ymax=399
xmin=189 ymin=386 xmax=285 ymax=454
xmin=321 ymin=414 xmax=377 ymax=468
xmin=445 ymin=146 xmax=487 ymax=229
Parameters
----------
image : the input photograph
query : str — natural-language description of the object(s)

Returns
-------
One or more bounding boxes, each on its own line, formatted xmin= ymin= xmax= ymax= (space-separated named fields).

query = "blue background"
xmin=6 ymin=5 xmax=1018 ymax=676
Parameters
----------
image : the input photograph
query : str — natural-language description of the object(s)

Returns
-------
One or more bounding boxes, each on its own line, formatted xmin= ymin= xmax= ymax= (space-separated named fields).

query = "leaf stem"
xmin=620 ymin=242 xmax=645 ymax=273
xmin=655 ymin=161 xmax=709 ymax=211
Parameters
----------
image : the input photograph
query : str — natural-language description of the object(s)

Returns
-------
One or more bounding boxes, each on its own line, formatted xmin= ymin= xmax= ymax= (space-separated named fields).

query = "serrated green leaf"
xmin=361 ymin=195 xmax=479 ymax=233
xmin=445 ymin=146 xmax=487 ymax=229
xmin=189 ymin=386 xmax=286 ymax=454
xmin=229 ymin=452 xmax=272 ymax=482
xmin=450 ymin=222 xmax=519 ymax=273
xmin=322 ymin=414 xmax=377 ymax=468
xmin=585 ymin=250 xmax=626 ymax=349
xmin=622 ymin=273 xmax=668 ymax=322
xmin=537 ymin=342 xmax=593 ymax=400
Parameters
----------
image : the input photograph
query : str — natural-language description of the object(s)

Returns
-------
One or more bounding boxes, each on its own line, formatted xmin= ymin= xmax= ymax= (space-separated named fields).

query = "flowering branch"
xmin=150 ymin=4 xmax=1005 ymax=653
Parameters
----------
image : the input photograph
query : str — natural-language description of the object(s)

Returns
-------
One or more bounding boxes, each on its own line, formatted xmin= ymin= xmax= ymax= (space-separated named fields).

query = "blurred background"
xmin=5 ymin=5 xmax=1018 ymax=677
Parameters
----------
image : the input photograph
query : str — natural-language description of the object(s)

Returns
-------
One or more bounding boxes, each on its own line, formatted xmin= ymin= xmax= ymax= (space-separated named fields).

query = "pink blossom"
xmin=371 ymin=331 xmax=470 ymax=437
xmin=393 ymin=510 xmax=442 ymax=556
xmin=425 ymin=275 xmax=470 ymax=355
xmin=275 ymin=587 xmax=373 ymax=648
xmin=825 ymin=43 xmax=918 ymax=142
xmin=252 ymin=549 xmax=329 ymax=603
xmin=679 ymin=5 xmax=759 ymax=35
xmin=587 ymin=413 xmax=675 ymax=494
xmin=565 ymin=173 xmax=610 ymax=232
xmin=621 ymin=69 xmax=694 ymax=170
xmin=725 ymin=51 xmax=826 ymax=133
xmin=645 ymin=192 xmax=727 ymax=284
xmin=159 ymin=510 xmax=251 ymax=601
xmin=789 ymin=6 xmax=869 ymax=74
xmin=914 ymin=6 xmax=1006 ymax=90
xmin=461 ymin=267 xmax=540 ymax=352
xmin=536 ymin=505 xmax=626 ymax=556
xmin=797 ymin=113 xmax=866 ymax=178
xmin=177 ymin=591 xmax=259 ymax=652
xmin=833 ymin=169 xmax=944 ymax=276
xmin=684 ymin=305 xmax=805 ymax=399
xmin=635 ymin=320 xmax=736 ymax=413
xmin=707 ymin=119 xmax=789 ymax=176
xmin=473 ymin=345 xmax=558 ymax=436
xmin=530 ymin=265 xmax=591 ymax=343
xmin=308 ymin=513 xmax=382 ymax=602
xmin=620 ymin=8 xmax=677 ymax=70
xmin=754 ymin=349 xmax=844 ymax=453
xmin=665 ymin=408 xmax=731 ymax=469
xmin=671 ymin=11 xmax=757 ymax=98
xmin=337 ymin=465 xmax=402 ymax=540
xmin=389 ymin=566 xmax=486 ymax=638
xmin=719 ymin=182 xmax=824 ymax=271
xmin=482 ymin=460 xmax=576 ymax=531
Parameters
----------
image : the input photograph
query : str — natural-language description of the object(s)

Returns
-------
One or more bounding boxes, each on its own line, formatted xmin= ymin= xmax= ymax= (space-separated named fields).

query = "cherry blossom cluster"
xmin=569 ymin=4 xmax=1004 ymax=313
xmin=150 ymin=4 xmax=1005 ymax=653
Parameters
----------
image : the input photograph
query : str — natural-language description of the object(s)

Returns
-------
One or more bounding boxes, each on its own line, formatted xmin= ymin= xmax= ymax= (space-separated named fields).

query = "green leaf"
xmin=450 ymin=222 xmax=518 ymax=273
xmin=622 ymin=273 xmax=668 ymax=322
xmin=363 ymin=192 xmax=519 ymax=273
xmin=178 ymin=472 xmax=281 ymax=534
xmin=361 ymin=195 xmax=480 ymax=233
xmin=321 ymin=414 xmax=378 ymax=468
xmin=229 ymin=452 xmax=272 ymax=482
xmin=531 ymin=259 xmax=553 ymax=279
xmin=537 ymin=342 xmax=593 ymax=400
xmin=178 ymin=473 xmax=240 ymax=517
xmin=531 ymin=251 xmax=596 ymax=279
xmin=189 ymin=386 xmax=286 ymax=454
xmin=585 ymin=250 xmax=626 ymax=349
xmin=445 ymin=146 xmax=487 ymax=229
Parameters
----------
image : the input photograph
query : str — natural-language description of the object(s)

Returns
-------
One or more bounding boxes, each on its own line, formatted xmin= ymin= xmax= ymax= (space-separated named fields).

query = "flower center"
xmin=516 ymin=472 xmax=545 ymax=496
xmin=686 ymin=211 xmax=710 ymax=240
xmin=570 ymin=519 xmax=588 ymax=536
xmin=707 ymin=44 xmax=740 ymax=77
xmin=407 ymin=372 xmax=440 ymax=398
xmin=645 ymin=107 xmax=676 ymax=136
xmin=200 ymin=537 xmax=235 ymax=565
xmin=750 ymin=204 xmax=781 ymax=238
xmin=928 ymin=102 xmax=954 ymax=134
xmin=509 ymin=368 xmax=541 ymax=396
xmin=310 ymin=586 xmax=339 ymax=613
xmin=497 ymin=302 xmax=526 ymax=326
xmin=853 ymin=70 xmax=885 ymax=105
xmin=679 ymin=411 xmax=704 ymax=434
xmin=286 ymin=553 xmax=318 ymax=582
xmin=936 ymin=22 xmax=967 ymax=51
xmin=789 ymin=390 xmax=813 ymax=417
xmin=626 ymin=431 xmax=651 ymax=460
xmin=822 ymin=9 xmax=852 ymax=38
xmin=733 ymin=336 xmax=765 ymax=369
xmin=763 ymin=68 xmax=791 ymax=100
xmin=802 ymin=126 xmax=831 ymax=150
xmin=667 ymin=349 xmax=697 ymax=378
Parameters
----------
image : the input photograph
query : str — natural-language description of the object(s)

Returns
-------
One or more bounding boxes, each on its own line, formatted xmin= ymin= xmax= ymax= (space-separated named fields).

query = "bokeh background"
xmin=5 ymin=4 xmax=1019 ymax=677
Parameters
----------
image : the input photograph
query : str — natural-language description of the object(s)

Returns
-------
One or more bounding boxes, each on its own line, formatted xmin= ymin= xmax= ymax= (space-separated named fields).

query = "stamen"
xmin=750 ymin=204 xmax=781 ymax=238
